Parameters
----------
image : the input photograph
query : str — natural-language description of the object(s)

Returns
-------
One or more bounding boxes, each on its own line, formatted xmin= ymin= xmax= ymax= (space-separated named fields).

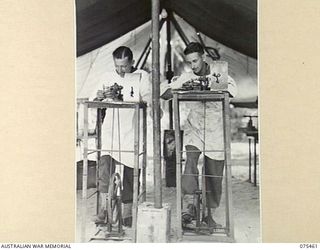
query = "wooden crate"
xmin=136 ymin=202 xmax=171 ymax=243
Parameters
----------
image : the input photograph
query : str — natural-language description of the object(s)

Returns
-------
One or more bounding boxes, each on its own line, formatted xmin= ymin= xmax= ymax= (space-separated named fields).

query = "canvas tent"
xmin=76 ymin=0 xmax=257 ymax=58
xmin=76 ymin=0 xmax=257 ymax=106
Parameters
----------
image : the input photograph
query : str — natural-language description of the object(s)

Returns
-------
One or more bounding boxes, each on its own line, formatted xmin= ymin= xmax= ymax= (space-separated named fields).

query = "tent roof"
xmin=76 ymin=0 xmax=257 ymax=58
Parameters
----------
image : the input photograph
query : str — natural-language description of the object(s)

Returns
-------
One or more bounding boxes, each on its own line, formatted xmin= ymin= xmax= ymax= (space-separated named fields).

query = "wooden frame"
xmin=173 ymin=91 xmax=234 ymax=242
xmin=81 ymin=101 xmax=147 ymax=242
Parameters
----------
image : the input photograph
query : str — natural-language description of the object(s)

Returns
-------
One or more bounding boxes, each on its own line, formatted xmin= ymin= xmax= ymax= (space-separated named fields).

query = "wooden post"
xmin=132 ymin=105 xmax=140 ymax=242
xmin=222 ymin=93 xmax=234 ymax=239
xmin=173 ymin=93 xmax=182 ymax=240
xmin=96 ymin=109 xmax=102 ymax=214
xmin=201 ymin=102 xmax=207 ymax=220
xmin=81 ymin=102 xmax=89 ymax=242
xmin=171 ymin=15 xmax=190 ymax=46
xmin=142 ymin=106 xmax=147 ymax=202
xmin=152 ymin=0 xmax=162 ymax=209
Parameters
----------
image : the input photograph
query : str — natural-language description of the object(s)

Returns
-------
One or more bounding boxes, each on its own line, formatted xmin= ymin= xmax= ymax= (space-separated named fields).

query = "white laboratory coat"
xmin=86 ymin=70 xmax=151 ymax=168
xmin=160 ymin=64 xmax=237 ymax=160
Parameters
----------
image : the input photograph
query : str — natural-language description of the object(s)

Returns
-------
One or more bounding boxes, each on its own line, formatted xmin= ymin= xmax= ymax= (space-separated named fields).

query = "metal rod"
xmin=81 ymin=103 xmax=89 ymax=242
xmin=248 ymin=138 xmax=252 ymax=183
xmin=132 ymin=105 xmax=140 ymax=242
xmin=117 ymin=108 xmax=122 ymax=165
xmin=195 ymin=193 xmax=200 ymax=230
xmin=152 ymin=0 xmax=162 ymax=209
xmin=171 ymin=14 xmax=190 ymax=46
xmin=173 ymin=93 xmax=182 ymax=240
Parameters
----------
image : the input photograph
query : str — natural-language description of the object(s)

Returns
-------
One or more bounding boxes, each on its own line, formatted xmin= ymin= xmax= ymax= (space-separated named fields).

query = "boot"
xmin=181 ymin=194 xmax=197 ymax=226
xmin=202 ymin=208 xmax=222 ymax=228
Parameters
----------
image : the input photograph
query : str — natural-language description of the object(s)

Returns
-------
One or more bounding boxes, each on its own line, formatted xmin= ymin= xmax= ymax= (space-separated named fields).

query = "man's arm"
xmin=160 ymin=75 xmax=185 ymax=100
xmin=160 ymin=88 xmax=173 ymax=100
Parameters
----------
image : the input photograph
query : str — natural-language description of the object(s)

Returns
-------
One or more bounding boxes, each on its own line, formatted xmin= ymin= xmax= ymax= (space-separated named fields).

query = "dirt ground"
xmin=76 ymin=142 xmax=260 ymax=243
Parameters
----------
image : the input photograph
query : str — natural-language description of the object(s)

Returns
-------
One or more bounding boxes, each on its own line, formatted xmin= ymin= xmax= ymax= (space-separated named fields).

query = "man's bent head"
xmin=112 ymin=46 xmax=135 ymax=77
xmin=184 ymin=42 xmax=206 ymax=75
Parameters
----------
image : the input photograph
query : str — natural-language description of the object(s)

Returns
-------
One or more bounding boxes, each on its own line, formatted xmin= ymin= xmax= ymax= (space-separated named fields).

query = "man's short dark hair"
xmin=184 ymin=42 xmax=204 ymax=55
xmin=112 ymin=46 xmax=133 ymax=61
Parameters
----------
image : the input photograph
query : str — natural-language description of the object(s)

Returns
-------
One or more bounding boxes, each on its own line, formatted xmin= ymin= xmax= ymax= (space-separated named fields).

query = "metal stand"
xmin=248 ymin=136 xmax=258 ymax=186
xmin=81 ymin=101 xmax=147 ymax=242
xmin=244 ymin=115 xmax=258 ymax=186
xmin=173 ymin=91 xmax=234 ymax=242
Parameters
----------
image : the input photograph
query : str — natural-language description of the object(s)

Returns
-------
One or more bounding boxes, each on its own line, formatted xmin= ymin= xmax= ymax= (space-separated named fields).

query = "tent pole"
xmin=135 ymin=18 xmax=166 ymax=70
xmin=166 ymin=10 xmax=174 ymax=129
xmin=140 ymin=19 xmax=165 ymax=69
xmin=152 ymin=0 xmax=162 ymax=209
xmin=141 ymin=47 xmax=152 ymax=69
xmin=171 ymin=14 xmax=190 ymax=46
xmin=135 ymin=38 xmax=152 ymax=69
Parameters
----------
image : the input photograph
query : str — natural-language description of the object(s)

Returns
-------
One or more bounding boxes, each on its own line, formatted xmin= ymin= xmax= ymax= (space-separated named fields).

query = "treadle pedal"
xmin=90 ymin=227 xmax=126 ymax=241
xmin=94 ymin=221 xmax=108 ymax=226
xmin=104 ymin=230 xmax=125 ymax=238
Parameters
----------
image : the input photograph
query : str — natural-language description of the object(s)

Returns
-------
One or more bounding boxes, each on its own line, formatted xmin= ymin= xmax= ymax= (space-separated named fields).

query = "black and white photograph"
xmin=75 ymin=0 xmax=259 ymax=243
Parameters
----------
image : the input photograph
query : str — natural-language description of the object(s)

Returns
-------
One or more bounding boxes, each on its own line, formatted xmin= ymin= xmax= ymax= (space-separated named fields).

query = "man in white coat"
xmin=88 ymin=46 xmax=150 ymax=227
xmin=161 ymin=42 xmax=237 ymax=227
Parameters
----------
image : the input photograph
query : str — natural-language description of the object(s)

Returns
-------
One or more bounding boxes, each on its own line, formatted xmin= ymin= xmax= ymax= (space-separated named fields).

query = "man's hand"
xmin=96 ymin=90 xmax=105 ymax=101
xmin=95 ymin=88 xmax=115 ymax=101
